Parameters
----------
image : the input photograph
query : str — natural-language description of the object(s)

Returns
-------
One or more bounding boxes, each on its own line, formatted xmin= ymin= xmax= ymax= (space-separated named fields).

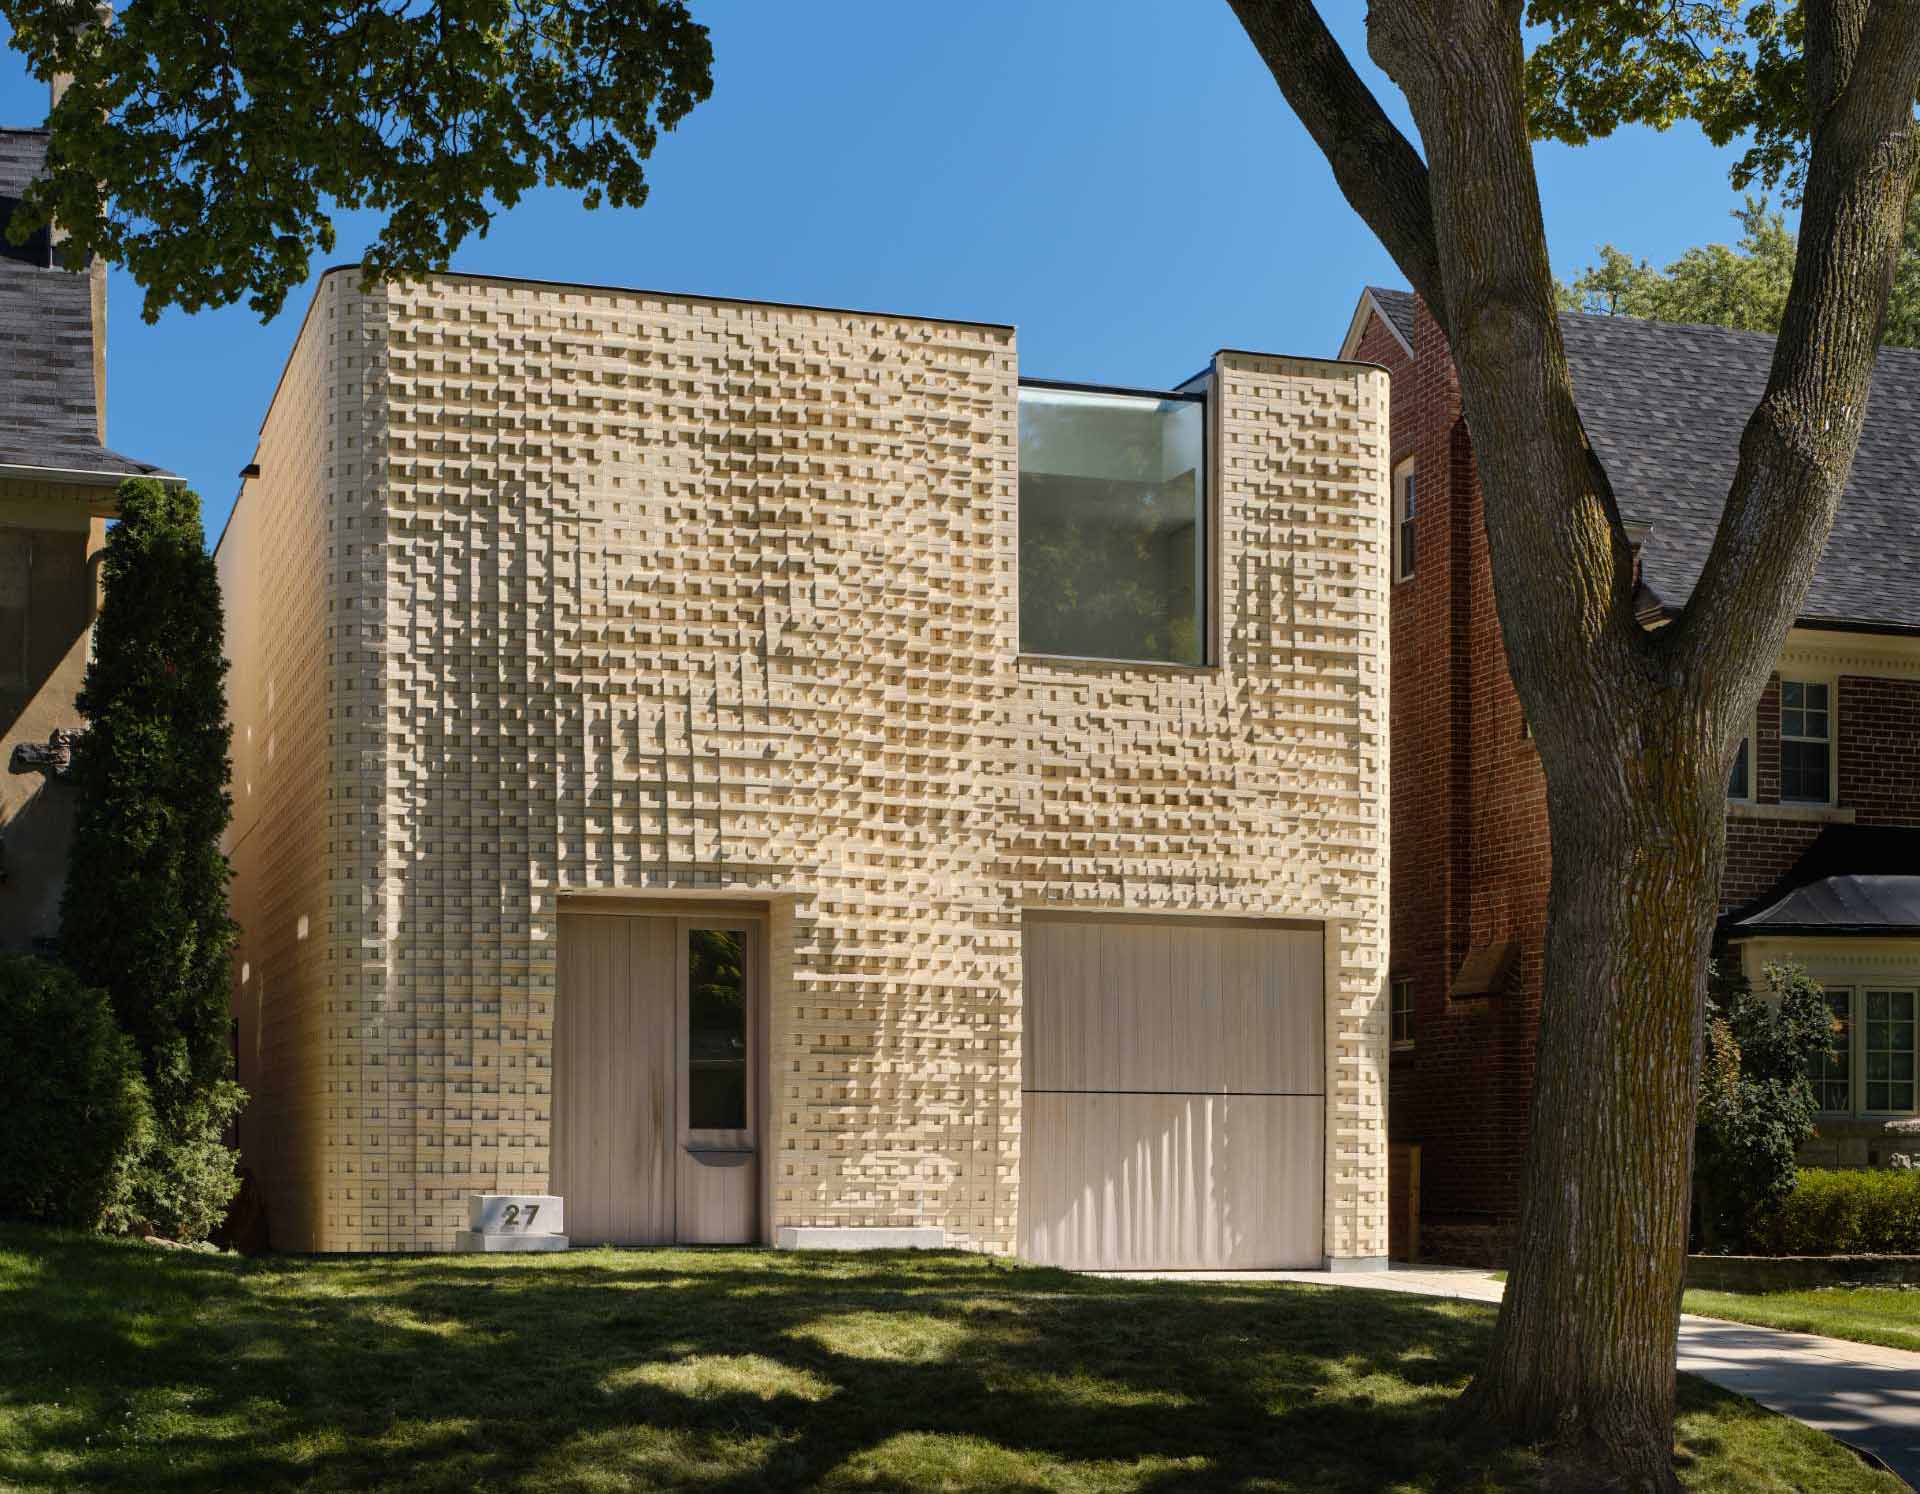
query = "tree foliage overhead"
xmin=1527 ymin=0 xmax=1810 ymax=194
xmin=2 ymin=0 xmax=713 ymax=320
xmin=61 ymin=477 xmax=243 ymax=1242
xmin=1560 ymin=194 xmax=1920 ymax=346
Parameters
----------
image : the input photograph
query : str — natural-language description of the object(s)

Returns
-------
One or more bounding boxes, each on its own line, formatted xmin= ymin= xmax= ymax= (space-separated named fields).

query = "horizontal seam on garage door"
xmin=1022 ymin=1088 xmax=1325 ymax=1097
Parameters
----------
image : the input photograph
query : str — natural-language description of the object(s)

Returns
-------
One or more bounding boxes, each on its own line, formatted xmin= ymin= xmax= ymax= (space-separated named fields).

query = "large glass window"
xmin=1018 ymin=385 xmax=1205 ymax=664
xmin=687 ymin=929 xmax=747 ymax=1130
xmin=1780 ymin=680 xmax=1832 ymax=803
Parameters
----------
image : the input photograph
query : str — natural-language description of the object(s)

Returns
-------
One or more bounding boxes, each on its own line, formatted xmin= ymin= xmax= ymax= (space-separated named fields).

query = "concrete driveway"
xmin=1101 ymin=1265 xmax=1920 ymax=1487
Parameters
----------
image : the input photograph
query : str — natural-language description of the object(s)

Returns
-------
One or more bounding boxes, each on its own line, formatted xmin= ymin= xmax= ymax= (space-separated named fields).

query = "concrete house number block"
xmin=454 ymin=1194 xmax=569 ymax=1253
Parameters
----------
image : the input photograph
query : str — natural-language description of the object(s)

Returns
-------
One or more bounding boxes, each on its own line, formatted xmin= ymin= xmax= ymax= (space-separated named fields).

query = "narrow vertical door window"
xmin=687 ymin=929 xmax=748 ymax=1130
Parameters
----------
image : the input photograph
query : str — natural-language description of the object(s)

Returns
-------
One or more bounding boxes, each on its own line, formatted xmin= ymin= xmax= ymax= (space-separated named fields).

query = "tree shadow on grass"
xmin=0 ymin=1228 xmax=1539 ymax=1492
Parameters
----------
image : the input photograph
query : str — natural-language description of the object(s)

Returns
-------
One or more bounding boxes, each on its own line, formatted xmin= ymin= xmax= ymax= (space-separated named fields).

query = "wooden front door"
xmin=552 ymin=911 xmax=759 ymax=1245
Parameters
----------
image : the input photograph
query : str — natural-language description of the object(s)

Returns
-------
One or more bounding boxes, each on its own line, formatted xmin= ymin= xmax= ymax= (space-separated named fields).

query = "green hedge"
xmin=0 ymin=954 xmax=152 ymax=1230
xmin=1751 ymin=1167 xmax=1920 ymax=1255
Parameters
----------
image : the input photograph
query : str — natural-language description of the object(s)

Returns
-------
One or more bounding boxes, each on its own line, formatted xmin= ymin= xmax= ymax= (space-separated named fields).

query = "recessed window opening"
xmin=1018 ymin=383 xmax=1205 ymax=665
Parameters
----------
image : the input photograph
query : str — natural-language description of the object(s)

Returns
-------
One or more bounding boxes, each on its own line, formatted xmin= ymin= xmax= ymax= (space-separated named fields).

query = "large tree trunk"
xmin=1226 ymin=1 xmax=1920 ymax=1486
xmin=1464 ymin=734 xmax=1726 ymax=1490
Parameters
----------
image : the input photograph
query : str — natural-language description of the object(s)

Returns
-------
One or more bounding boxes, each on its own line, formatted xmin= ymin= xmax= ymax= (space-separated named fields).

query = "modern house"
xmin=1349 ymin=285 xmax=1920 ymax=1264
xmin=217 ymin=267 xmax=1391 ymax=1264
xmin=0 ymin=123 xmax=168 ymax=951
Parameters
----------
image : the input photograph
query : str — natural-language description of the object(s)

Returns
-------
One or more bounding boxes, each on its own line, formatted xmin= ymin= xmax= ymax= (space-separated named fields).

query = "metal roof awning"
xmin=1723 ymin=826 xmax=1920 ymax=938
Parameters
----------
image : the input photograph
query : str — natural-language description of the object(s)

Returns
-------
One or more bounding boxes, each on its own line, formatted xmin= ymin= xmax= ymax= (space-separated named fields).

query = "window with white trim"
xmin=1780 ymin=679 xmax=1833 ymax=803
xmin=1393 ymin=458 xmax=1416 ymax=582
xmin=1812 ymin=987 xmax=1919 ymax=1115
xmin=1391 ymin=977 xmax=1414 ymax=1048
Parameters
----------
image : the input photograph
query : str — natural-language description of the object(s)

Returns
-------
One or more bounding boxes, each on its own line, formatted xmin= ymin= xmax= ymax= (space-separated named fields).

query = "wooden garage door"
xmin=1019 ymin=916 xmax=1324 ymax=1269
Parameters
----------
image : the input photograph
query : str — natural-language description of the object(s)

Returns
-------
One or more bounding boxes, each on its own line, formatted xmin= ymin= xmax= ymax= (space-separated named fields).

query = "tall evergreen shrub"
xmin=61 ymin=477 xmax=242 ymax=1241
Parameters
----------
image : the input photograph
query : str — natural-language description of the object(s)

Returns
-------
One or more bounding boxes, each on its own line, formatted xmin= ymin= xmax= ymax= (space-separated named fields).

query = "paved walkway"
xmin=1101 ymin=1265 xmax=1920 ymax=1486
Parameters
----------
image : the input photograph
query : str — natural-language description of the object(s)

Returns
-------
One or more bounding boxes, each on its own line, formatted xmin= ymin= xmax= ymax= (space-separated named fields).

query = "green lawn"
xmin=1686 ymin=1284 xmax=1920 ymax=1354
xmin=0 ymin=1227 xmax=1899 ymax=1493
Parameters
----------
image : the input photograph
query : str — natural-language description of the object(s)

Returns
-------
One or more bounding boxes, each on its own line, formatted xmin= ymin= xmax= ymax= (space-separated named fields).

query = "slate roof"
xmin=1361 ymin=286 xmax=1920 ymax=632
xmin=0 ymin=128 xmax=167 ymax=484
xmin=1723 ymin=826 xmax=1920 ymax=936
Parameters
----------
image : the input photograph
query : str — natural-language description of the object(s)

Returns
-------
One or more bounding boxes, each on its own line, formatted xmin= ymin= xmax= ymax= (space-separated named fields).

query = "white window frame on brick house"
xmin=1779 ymin=675 xmax=1836 ymax=805
xmin=1392 ymin=457 xmax=1416 ymax=583
xmin=1812 ymin=984 xmax=1920 ymax=1117
xmin=1390 ymin=976 xmax=1414 ymax=1049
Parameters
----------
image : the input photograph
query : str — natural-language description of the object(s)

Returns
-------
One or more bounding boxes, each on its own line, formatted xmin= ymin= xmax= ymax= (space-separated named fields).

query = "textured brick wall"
xmin=218 ymin=282 xmax=342 ymax=1250
xmin=224 ymin=270 xmax=1390 ymax=1256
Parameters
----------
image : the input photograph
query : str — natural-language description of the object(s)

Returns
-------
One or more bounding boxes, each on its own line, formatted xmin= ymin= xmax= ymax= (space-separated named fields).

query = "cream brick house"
xmin=218 ymin=267 xmax=1391 ymax=1267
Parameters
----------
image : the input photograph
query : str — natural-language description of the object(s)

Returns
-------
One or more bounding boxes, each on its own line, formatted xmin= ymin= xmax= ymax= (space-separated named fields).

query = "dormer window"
xmin=1393 ymin=457 xmax=1417 ymax=582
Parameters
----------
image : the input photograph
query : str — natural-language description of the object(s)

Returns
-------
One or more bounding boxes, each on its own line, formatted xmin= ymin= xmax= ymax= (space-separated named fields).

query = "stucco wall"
xmin=0 ymin=481 xmax=109 ymax=952
xmin=223 ymin=269 xmax=1389 ymax=1257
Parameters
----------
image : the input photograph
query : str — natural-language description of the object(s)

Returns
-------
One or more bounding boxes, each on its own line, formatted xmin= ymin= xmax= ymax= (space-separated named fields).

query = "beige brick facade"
xmin=221 ymin=269 xmax=1389 ymax=1259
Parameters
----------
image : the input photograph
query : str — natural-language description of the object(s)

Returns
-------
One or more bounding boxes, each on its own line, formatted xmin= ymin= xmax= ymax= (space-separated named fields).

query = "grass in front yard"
xmin=1685 ymin=1284 xmax=1920 ymax=1353
xmin=0 ymin=1226 xmax=1899 ymax=1493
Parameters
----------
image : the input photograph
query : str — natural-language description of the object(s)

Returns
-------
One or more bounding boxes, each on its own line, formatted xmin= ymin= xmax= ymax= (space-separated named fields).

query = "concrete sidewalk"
xmin=1101 ymin=1265 xmax=1920 ymax=1486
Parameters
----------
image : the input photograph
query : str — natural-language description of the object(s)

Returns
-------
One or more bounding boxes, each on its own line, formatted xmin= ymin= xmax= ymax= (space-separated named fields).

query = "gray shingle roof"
xmin=1561 ymin=311 xmax=1920 ymax=631
xmin=1363 ymin=288 xmax=1920 ymax=632
xmin=0 ymin=128 xmax=167 ymax=484
xmin=1364 ymin=285 xmax=1417 ymax=350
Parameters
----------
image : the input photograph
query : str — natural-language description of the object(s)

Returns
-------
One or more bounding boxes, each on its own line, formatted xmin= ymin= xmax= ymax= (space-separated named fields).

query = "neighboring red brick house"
xmin=1348 ymin=287 xmax=1920 ymax=1264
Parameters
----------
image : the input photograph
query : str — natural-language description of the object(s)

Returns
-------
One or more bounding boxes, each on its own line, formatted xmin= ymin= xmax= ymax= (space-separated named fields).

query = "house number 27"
xmin=499 ymin=1203 xmax=540 ymax=1230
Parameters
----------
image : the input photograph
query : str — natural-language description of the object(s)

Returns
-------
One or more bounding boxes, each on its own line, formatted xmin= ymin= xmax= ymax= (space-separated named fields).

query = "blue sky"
xmin=0 ymin=3 xmax=1768 ymax=541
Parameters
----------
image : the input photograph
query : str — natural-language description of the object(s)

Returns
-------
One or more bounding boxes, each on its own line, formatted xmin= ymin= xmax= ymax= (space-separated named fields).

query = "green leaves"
xmin=1526 ymin=0 xmax=1809 ymax=192
xmin=2 ymin=0 xmax=713 ymax=320
xmin=1560 ymin=192 xmax=1920 ymax=348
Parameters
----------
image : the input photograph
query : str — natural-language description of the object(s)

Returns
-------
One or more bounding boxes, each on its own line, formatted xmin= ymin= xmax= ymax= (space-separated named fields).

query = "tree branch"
xmin=1226 ymin=0 xmax=1447 ymax=328
xmin=1667 ymin=0 xmax=1920 ymax=721
xmin=1365 ymin=0 xmax=1646 ymax=744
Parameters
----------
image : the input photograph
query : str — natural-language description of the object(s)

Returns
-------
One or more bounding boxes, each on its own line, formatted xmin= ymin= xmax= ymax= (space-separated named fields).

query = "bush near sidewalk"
xmin=1752 ymin=1169 xmax=1920 ymax=1256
